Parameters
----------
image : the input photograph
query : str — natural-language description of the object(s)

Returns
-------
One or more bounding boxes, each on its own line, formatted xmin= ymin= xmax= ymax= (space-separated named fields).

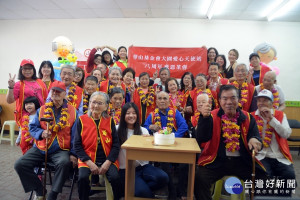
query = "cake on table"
xmin=154 ymin=127 xmax=175 ymax=146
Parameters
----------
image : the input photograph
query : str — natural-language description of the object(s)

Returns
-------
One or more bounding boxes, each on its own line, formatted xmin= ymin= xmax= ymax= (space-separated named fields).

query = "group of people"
xmin=7 ymin=45 xmax=296 ymax=200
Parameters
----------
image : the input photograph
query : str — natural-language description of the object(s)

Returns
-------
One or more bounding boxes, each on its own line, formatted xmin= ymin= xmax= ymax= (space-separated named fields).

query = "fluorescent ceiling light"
xmin=262 ymin=0 xmax=284 ymax=17
xmin=206 ymin=0 xmax=227 ymax=20
xmin=267 ymin=0 xmax=300 ymax=21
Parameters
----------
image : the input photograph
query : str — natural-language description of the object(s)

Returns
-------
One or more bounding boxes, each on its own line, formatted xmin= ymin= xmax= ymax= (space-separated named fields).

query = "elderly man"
xmin=144 ymin=91 xmax=188 ymax=199
xmin=231 ymin=63 xmax=257 ymax=112
xmin=251 ymin=89 xmax=295 ymax=193
xmin=194 ymin=84 xmax=265 ymax=200
xmin=14 ymin=81 xmax=78 ymax=200
xmin=247 ymin=53 xmax=271 ymax=86
xmin=255 ymin=71 xmax=285 ymax=111
xmin=47 ymin=64 xmax=84 ymax=116
xmin=144 ymin=91 xmax=188 ymax=137
xmin=191 ymin=93 xmax=209 ymax=129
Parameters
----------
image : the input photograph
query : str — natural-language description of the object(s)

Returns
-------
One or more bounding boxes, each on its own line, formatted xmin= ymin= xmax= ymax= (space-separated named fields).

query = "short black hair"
xmin=109 ymin=87 xmax=125 ymax=99
xmin=94 ymin=54 xmax=102 ymax=60
xmin=209 ymin=62 xmax=220 ymax=68
xmin=38 ymin=61 xmax=55 ymax=82
xmin=122 ymin=67 xmax=135 ymax=78
xmin=85 ymin=75 xmax=98 ymax=84
xmin=218 ymin=84 xmax=240 ymax=99
xmin=23 ymin=96 xmax=41 ymax=111
xmin=18 ymin=65 xmax=37 ymax=81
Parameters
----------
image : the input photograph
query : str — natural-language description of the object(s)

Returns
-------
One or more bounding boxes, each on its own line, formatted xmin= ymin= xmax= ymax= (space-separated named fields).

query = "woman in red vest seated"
xmin=74 ymin=91 xmax=121 ymax=200
xmin=191 ymin=73 xmax=218 ymax=112
xmin=231 ymin=63 xmax=257 ymax=112
xmin=132 ymin=72 xmax=156 ymax=126
xmin=207 ymin=62 xmax=229 ymax=92
xmin=7 ymin=59 xmax=48 ymax=126
xmin=113 ymin=46 xmax=128 ymax=72
xmin=117 ymin=102 xmax=169 ymax=198
xmin=38 ymin=60 xmax=56 ymax=91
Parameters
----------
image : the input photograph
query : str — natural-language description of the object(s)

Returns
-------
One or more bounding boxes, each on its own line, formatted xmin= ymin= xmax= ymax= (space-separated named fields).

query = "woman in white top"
xmin=117 ymin=102 xmax=169 ymax=198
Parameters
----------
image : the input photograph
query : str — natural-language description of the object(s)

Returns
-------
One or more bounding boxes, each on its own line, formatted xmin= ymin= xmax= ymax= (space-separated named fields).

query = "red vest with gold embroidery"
xmin=77 ymin=115 xmax=119 ymax=169
xmin=133 ymin=88 xmax=156 ymax=124
xmin=68 ymin=85 xmax=83 ymax=110
xmin=251 ymin=110 xmax=293 ymax=163
xmin=35 ymin=104 xmax=76 ymax=151
xmin=197 ymin=109 xmax=265 ymax=171
xmin=14 ymin=79 xmax=48 ymax=126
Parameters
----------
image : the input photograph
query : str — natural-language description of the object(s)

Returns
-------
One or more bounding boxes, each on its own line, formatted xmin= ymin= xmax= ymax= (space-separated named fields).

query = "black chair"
xmin=287 ymin=119 xmax=300 ymax=155
xmin=28 ymin=162 xmax=77 ymax=200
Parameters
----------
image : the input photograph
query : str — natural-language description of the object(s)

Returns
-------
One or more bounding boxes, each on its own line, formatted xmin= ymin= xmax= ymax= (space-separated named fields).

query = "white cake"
xmin=154 ymin=132 xmax=175 ymax=146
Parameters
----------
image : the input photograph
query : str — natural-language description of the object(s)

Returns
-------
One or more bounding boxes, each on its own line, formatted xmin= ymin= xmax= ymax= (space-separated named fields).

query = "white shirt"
xmin=117 ymin=125 xmax=149 ymax=169
xmin=255 ymin=84 xmax=285 ymax=105
xmin=255 ymin=109 xmax=292 ymax=165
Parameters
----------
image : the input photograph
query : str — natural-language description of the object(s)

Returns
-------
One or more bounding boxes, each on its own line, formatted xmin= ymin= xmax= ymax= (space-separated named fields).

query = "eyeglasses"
xmin=75 ymin=72 xmax=83 ymax=77
xmin=91 ymin=101 xmax=105 ymax=106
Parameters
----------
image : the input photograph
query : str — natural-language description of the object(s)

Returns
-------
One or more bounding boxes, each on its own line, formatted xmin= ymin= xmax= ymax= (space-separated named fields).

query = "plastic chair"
xmin=0 ymin=120 xmax=16 ymax=146
xmin=212 ymin=176 xmax=246 ymax=200
xmin=90 ymin=174 xmax=114 ymax=200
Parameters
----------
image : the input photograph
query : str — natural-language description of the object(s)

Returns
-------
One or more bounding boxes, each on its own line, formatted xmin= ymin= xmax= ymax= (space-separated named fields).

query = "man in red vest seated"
xmin=194 ymin=84 xmax=266 ymax=200
xmin=252 ymin=89 xmax=296 ymax=194
xmin=14 ymin=81 xmax=78 ymax=200
xmin=47 ymin=64 xmax=84 ymax=116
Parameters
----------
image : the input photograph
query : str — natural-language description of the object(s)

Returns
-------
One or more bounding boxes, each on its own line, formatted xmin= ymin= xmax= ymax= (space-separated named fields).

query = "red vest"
xmin=99 ymin=80 xmax=126 ymax=94
xmin=19 ymin=115 xmax=33 ymax=154
xmin=35 ymin=104 xmax=76 ymax=151
xmin=197 ymin=109 xmax=265 ymax=171
xmin=77 ymin=115 xmax=119 ymax=169
xmin=14 ymin=79 xmax=48 ymax=126
xmin=68 ymin=85 xmax=83 ymax=110
xmin=251 ymin=65 xmax=271 ymax=85
xmin=230 ymin=83 xmax=255 ymax=112
xmin=251 ymin=110 xmax=293 ymax=163
xmin=133 ymin=89 xmax=156 ymax=124
xmin=114 ymin=61 xmax=127 ymax=72
xmin=150 ymin=108 xmax=178 ymax=131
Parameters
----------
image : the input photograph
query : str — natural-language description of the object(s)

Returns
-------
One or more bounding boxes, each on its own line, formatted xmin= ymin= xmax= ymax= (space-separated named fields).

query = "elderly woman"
xmin=224 ymin=49 xmax=239 ymax=81
xmin=153 ymin=67 xmax=170 ymax=92
xmin=108 ymin=87 xmax=125 ymax=126
xmin=231 ymin=63 xmax=257 ymax=112
xmin=75 ymin=91 xmax=121 ymax=200
xmin=7 ymin=59 xmax=48 ymax=126
xmin=207 ymin=62 xmax=229 ymax=92
xmin=38 ymin=60 xmax=56 ymax=90
xmin=191 ymin=73 xmax=218 ymax=112
xmin=132 ymin=72 xmax=156 ymax=126
xmin=99 ymin=66 xmax=126 ymax=94
xmin=165 ymin=77 xmax=184 ymax=112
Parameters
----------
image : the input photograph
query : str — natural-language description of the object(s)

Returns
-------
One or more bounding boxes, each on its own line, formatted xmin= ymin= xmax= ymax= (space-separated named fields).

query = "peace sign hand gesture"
xmin=8 ymin=73 xmax=16 ymax=89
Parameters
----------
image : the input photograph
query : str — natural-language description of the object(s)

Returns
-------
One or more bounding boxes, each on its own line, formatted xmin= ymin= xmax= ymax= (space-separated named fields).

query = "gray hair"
xmin=197 ymin=93 xmax=209 ymax=102
xmin=60 ymin=64 xmax=75 ymax=75
xmin=234 ymin=63 xmax=248 ymax=73
xmin=159 ymin=67 xmax=170 ymax=76
xmin=253 ymin=42 xmax=277 ymax=57
xmin=88 ymin=91 xmax=110 ymax=118
xmin=108 ymin=66 xmax=122 ymax=76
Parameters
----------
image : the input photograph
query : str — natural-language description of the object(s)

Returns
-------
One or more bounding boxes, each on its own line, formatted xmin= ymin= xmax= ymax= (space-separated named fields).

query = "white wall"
xmin=0 ymin=18 xmax=299 ymax=100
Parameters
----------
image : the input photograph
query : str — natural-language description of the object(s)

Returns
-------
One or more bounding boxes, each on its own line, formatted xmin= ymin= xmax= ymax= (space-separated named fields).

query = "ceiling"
xmin=0 ymin=0 xmax=300 ymax=22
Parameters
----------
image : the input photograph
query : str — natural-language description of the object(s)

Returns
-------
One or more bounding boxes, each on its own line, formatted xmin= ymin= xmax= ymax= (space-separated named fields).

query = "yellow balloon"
xmin=67 ymin=53 xmax=77 ymax=63
xmin=52 ymin=36 xmax=73 ymax=58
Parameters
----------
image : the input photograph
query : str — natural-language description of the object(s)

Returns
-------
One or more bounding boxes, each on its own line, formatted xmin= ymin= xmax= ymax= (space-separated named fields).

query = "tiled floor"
xmin=0 ymin=141 xmax=299 ymax=200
